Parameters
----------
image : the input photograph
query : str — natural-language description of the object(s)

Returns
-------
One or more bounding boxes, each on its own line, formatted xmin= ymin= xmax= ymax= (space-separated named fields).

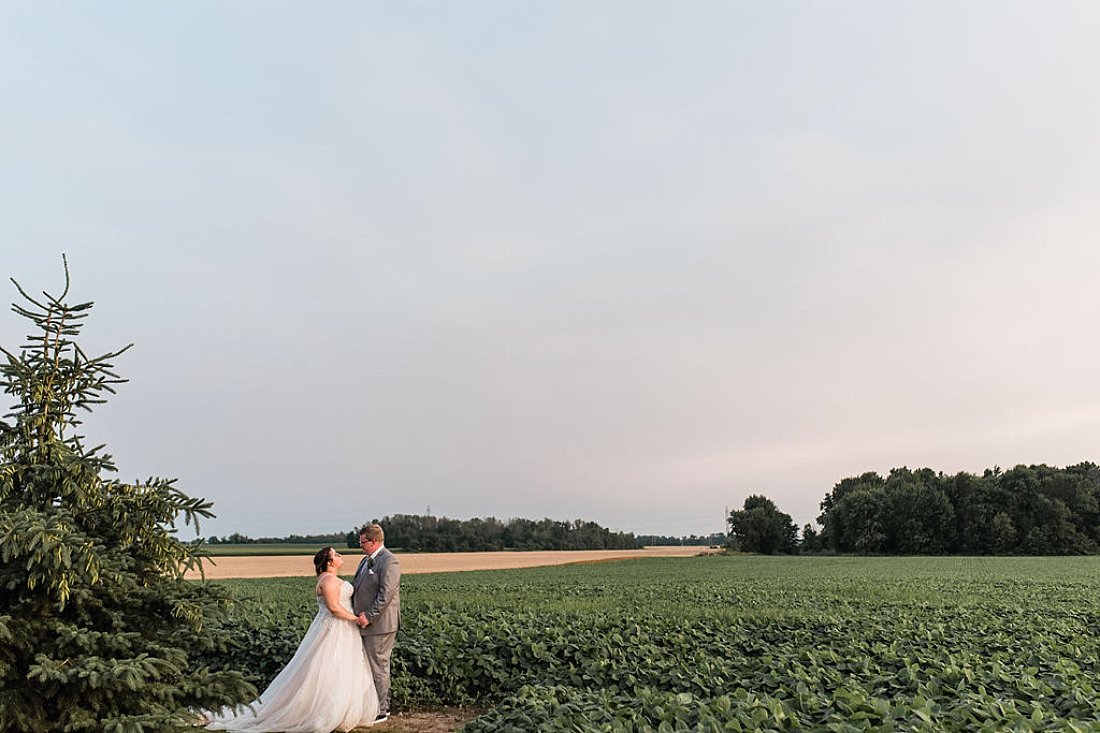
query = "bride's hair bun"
xmin=313 ymin=546 xmax=334 ymax=575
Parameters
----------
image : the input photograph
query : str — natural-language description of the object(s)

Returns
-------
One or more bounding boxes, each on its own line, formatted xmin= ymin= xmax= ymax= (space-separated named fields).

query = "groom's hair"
xmin=359 ymin=523 xmax=385 ymax=543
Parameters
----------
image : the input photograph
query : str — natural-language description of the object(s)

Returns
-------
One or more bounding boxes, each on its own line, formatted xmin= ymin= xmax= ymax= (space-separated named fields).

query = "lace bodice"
xmin=315 ymin=579 xmax=354 ymax=616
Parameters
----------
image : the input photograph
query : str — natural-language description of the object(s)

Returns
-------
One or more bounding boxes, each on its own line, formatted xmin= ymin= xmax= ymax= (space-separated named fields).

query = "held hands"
xmin=356 ymin=612 xmax=370 ymax=629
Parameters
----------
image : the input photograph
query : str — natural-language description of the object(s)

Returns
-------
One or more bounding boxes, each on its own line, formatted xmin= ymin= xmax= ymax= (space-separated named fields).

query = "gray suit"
xmin=351 ymin=547 xmax=400 ymax=715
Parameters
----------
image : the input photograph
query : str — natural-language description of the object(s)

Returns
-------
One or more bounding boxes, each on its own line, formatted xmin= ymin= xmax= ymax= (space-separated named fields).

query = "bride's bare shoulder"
xmin=316 ymin=572 xmax=342 ymax=595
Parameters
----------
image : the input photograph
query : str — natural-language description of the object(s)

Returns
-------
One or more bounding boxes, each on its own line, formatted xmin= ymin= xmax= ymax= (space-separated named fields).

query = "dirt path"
xmin=185 ymin=545 xmax=716 ymax=580
xmin=358 ymin=708 xmax=484 ymax=733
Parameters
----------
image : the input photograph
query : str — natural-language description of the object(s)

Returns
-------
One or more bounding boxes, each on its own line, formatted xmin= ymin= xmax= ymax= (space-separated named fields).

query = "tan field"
xmin=184 ymin=545 xmax=717 ymax=580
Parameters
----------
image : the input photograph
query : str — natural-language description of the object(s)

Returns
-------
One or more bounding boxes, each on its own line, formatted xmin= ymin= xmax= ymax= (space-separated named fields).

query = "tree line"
xmin=206 ymin=526 xmax=728 ymax=551
xmin=205 ymin=532 xmax=351 ymax=545
xmin=368 ymin=513 xmax=639 ymax=552
xmin=729 ymin=463 xmax=1100 ymax=555
xmin=636 ymin=532 xmax=728 ymax=546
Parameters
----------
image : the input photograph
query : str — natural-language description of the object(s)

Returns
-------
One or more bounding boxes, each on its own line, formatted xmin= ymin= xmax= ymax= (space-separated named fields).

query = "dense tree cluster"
xmin=636 ymin=532 xmax=728 ymax=546
xmin=376 ymin=513 xmax=639 ymax=552
xmin=813 ymin=464 xmax=1100 ymax=555
xmin=0 ymin=265 xmax=252 ymax=731
xmin=726 ymin=495 xmax=799 ymax=554
xmin=205 ymin=531 xmax=350 ymax=545
xmin=203 ymin=528 xmax=734 ymax=551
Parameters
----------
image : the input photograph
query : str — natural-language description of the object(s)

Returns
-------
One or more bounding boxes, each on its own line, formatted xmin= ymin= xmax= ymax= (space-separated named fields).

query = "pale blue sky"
xmin=4 ymin=3 xmax=1100 ymax=538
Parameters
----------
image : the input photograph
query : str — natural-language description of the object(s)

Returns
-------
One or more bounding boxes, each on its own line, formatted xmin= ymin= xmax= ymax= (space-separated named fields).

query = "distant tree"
xmin=996 ymin=465 xmax=1094 ymax=555
xmin=0 ymin=262 xmax=253 ymax=731
xmin=818 ymin=472 xmax=885 ymax=552
xmin=988 ymin=512 xmax=1018 ymax=554
xmin=834 ymin=487 xmax=888 ymax=554
xmin=880 ymin=468 xmax=955 ymax=554
xmin=1064 ymin=462 xmax=1100 ymax=547
xmin=727 ymin=495 xmax=797 ymax=554
xmin=799 ymin=523 xmax=824 ymax=553
xmin=943 ymin=470 xmax=998 ymax=554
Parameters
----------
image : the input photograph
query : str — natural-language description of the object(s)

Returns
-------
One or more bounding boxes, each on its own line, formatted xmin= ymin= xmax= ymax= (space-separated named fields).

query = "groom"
xmin=352 ymin=523 xmax=401 ymax=723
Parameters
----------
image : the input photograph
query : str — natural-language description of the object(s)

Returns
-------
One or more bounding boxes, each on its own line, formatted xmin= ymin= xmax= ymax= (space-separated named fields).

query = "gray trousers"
xmin=362 ymin=631 xmax=397 ymax=714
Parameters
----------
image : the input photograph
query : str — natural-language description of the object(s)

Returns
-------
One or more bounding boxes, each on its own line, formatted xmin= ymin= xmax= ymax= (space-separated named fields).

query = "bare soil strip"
xmin=359 ymin=707 xmax=485 ymax=733
xmin=184 ymin=546 xmax=716 ymax=580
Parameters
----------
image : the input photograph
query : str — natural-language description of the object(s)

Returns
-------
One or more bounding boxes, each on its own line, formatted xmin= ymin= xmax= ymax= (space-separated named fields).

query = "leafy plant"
xmin=204 ymin=556 xmax=1100 ymax=731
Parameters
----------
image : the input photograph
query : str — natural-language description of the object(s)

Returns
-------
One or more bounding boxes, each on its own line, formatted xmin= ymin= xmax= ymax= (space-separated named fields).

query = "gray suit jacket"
xmin=351 ymin=546 xmax=401 ymax=636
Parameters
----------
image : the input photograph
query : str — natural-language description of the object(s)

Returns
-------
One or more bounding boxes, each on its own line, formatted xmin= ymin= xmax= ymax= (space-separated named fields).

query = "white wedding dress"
xmin=206 ymin=580 xmax=379 ymax=732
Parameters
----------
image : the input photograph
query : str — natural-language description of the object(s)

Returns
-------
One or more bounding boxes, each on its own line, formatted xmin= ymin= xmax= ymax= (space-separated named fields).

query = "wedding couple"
xmin=206 ymin=524 xmax=401 ymax=732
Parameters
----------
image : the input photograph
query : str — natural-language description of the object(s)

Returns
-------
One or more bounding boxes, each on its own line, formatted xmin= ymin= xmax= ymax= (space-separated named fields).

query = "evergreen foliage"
xmin=0 ymin=262 xmax=254 ymax=732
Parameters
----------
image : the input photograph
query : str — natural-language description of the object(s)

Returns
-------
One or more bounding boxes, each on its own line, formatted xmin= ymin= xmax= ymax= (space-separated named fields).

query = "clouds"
xmin=4 ymin=3 xmax=1100 ymax=538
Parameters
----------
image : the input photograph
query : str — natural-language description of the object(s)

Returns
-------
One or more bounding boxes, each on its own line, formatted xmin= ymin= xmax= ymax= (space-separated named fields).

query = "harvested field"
xmin=184 ymin=545 xmax=716 ymax=579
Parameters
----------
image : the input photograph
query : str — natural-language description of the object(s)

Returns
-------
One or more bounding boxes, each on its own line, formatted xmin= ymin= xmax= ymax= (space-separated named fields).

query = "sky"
xmin=3 ymin=3 xmax=1100 ymax=540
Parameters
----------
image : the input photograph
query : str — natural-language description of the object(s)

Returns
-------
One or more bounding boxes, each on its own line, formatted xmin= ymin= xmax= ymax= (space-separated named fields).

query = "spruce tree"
xmin=0 ymin=260 xmax=255 ymax=732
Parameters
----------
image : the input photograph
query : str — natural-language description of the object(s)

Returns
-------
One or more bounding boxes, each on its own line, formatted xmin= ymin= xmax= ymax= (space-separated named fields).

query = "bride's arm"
xmin=318 ymin=576 xmax=359 ymax=622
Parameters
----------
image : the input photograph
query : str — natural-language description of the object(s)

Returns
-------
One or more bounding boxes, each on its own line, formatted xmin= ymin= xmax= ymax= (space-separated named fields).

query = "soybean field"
xmin=199 ymin=556 xmax=1100 ymax=731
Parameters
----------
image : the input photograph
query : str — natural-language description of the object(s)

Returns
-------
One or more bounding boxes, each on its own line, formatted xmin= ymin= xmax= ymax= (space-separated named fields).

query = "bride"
xmin=205 ymin=547 xmax=380 ymax=732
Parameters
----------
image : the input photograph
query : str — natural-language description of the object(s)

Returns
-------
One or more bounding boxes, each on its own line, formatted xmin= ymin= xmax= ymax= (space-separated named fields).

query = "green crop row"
xmin=194 ymin=556 xmax=1100 ymax=731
